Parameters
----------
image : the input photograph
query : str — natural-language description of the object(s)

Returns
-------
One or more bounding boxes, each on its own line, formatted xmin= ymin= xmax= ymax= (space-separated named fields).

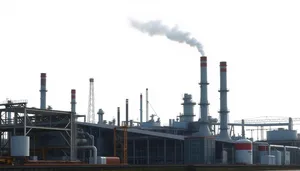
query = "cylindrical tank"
xmin=267 ymin=129 xmax=297 ymax=141
xmin=257 ymin=142 xmax=269 ymax=164
xmin=11 ymin=136 xmax=30 ymax=156
xmin=100 ymin=157 xmax=120 ymax=165
xmin=271 ymin=150 xmax=282 ymax=165
xmin=235 ymin=139 xmax=253 ymax=164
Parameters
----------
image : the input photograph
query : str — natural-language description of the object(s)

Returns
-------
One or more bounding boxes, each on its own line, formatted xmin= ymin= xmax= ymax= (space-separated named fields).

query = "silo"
xmin=235 ymin=139 xmax=253 ymax=164
xmin=10 ymin=136 xmax=30 ymax=156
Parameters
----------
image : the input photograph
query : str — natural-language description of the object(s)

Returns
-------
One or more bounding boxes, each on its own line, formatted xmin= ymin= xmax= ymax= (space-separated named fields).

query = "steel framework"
xmin=87 ymin=78 xmax=95 ymax=124
xmin=114 ymin=126 xmax=128 ymax=164
xmin=0 ymin=100 xmax=73 ymax=159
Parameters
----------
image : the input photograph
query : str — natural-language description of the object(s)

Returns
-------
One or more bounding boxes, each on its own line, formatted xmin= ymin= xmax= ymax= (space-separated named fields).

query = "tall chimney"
xmin=140 ymin=93 xmax=143 ymax=123
xmin=70 ymin=89 xmax=77 ymax=161
xmin=218 ymin=61 xmax=231 ymax=140
xmin=117 ymin=107 xmax=120 ymax=126
xmin=146 ymin=88 xmax=149 ymax=122
xmin=194 ymin=56 xmax=211 ymax=136
xmin=71 ymin=89 xmax=76 ymax=114
xmin=40 ymin=73 xmax=47 ymax=109
xmin=126 ymin=99 xmax=129 ymax=126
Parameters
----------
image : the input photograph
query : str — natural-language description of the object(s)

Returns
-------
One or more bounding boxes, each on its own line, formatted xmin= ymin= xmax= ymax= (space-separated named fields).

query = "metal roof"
xmin=77 ymin=122 xmax=185 ymax=140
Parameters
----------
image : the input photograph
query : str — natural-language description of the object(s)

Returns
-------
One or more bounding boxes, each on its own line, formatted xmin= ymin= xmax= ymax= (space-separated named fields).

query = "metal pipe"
xmin=117 ymin=107 xmax=120 ymax=126
xmin=40 ymin=73 xmax=47 ymax=109
xmin=218 ymin=61 xmax=231 ymax=140
xmin=146 ymin=88 xmax=149 ymax=122
xmin=126 ymin=99 xmax=128 ymax=126
xmin=85 ymin=132 xmax=94 ymax=146
xmin=77 ymin=146 xmax=97 ymax=164
xmin=195 ymin=56 xmax=211 ymax=136
xmin=140 ymin=93 xmax=143 ymax=123
xmin=85 ymin=132 xmax=94 ymax=158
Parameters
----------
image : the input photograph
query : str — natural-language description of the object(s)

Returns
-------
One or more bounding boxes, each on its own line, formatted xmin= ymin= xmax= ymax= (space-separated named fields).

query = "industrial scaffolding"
xmin=0 ymin=100 xmax=76 ymax=160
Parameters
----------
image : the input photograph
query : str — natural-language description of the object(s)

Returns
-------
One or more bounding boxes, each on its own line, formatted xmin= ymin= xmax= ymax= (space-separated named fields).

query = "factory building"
xmin=1 ymin=56 xmax=300 ymax=166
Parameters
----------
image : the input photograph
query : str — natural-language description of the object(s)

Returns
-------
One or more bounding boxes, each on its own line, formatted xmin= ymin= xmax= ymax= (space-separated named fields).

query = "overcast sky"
xmin=1 ymin=0 xmax=300 ymax=139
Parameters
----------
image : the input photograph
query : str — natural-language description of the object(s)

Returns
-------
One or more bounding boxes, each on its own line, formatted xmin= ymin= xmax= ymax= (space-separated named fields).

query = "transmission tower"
xmin=88 ymin=78 xmax=95 ymax=123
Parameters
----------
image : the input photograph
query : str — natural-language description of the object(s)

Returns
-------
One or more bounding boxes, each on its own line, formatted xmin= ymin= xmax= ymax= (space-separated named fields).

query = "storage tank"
xmin=284 ymin=151 xmax=290 ymax=165
xmin=261 ymin=155 xmax=275 ymax=165
xmin=235 ymin=139 xmax=253 ymax=164
xmin=271 ymin=150 xmax=282 ymax=165
xmin=258 ymin=142 xmax=269 ymax=164
xmin=267 ymin=129 xmax=297 ymax=141
xmin=222 ymin=150 xmax=228 ymax=164
xmin=10 ymin=136 xmax=30 ymax=156
xmin=99 ymin=157 xmax=120 ymax=165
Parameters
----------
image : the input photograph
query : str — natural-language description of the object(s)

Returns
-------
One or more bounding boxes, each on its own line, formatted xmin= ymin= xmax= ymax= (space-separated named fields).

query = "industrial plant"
xmin=1 ymin=55 xmax=300 ymax=168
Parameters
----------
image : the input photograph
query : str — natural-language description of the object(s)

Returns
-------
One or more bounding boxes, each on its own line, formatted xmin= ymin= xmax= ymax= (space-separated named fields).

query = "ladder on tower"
xmin=113 ymin=126 xmax=128 ymax=164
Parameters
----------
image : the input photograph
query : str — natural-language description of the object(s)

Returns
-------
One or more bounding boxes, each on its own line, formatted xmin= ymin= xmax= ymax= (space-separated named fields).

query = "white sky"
xmin=1 ymin=0 xmax=300 ymax=139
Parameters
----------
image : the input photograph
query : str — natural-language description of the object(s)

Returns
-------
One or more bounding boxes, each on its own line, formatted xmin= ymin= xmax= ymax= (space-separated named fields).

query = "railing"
xmin=0 ymin=99 xmax=28 ymax=105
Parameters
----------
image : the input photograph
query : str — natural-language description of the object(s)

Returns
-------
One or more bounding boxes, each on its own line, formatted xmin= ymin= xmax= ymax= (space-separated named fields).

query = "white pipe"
xmin=77 ymin=146 xmax=97 ymax=164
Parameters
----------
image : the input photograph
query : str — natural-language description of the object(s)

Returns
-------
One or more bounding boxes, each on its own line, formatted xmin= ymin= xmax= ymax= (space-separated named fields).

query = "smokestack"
xmin=117 ymin=107 xmax=120 ymax=126
xmin=194 ymin=56 xmax=211 ymax=136
xmin=217 ymin=61 xmax=231 ymax=140
xmin=70 ymin=89 xmax=77 ymax=161
xmin=146 ymin=88 xmax=149 ymax=122
xmin=71 ymin=89 xmax=76 ymax=114
xmin=40 ymin=73 xmax=47 ymax=109
xmin=241 ymin=119 xmax=245 ymax=138
xmin=140 ymin=94 xmax=143 ymax=123
xmin=126 ymin=99 xmax=129 ymax=126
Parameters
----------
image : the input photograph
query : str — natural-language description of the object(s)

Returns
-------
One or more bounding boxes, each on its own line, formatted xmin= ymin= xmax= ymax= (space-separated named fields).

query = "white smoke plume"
xmin=129 ymin=18 xmax=205 ymax=56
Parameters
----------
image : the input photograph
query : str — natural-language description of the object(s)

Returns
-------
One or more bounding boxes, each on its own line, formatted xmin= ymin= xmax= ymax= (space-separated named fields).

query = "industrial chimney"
xmin=40 ymin=73 xmax=47 ymax=109
xmin=71 ymin=89 xmax=76 ymax=114
xmin=140 ymin=93 xmax=143 ymax=123
xmin=194 ymin=56 xmax=211 ymax=136
xmin=217 ymin=62 xmax=231 ymax=140
xmin=146 ymin=88 xmax=149 ymax=122
xmin=70 ymin=89 xmax=77 ymax=161
xmin=126 ymin=99 xmax=129 ymax=126
xmin=117 ymin=107 xmax=120 ymax=126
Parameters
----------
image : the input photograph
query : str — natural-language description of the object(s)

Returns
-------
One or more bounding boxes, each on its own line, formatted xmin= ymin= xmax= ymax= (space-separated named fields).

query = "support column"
xmin=24 ymin=107 xmax=27 ymax=135
xmin=133 ymin=140 xmax=136 ymax=164
xmin=174 ymin=140 xmax=177 ymax=164
xmin=164 ymin=139 xmax=166 ymax=164
xmin=147 ymin=139 xmax=149 ymax=165
xmin=181 ymin=141 xmax=183 ymax=164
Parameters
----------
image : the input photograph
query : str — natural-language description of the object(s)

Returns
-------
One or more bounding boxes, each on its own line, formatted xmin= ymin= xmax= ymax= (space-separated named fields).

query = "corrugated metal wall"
xmin=184 ymin=137 xmax=215 ymax=164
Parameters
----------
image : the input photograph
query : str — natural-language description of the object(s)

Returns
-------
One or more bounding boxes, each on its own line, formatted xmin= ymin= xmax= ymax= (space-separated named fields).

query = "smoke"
xmin=129 ymin=19 xmax=205 ymax=56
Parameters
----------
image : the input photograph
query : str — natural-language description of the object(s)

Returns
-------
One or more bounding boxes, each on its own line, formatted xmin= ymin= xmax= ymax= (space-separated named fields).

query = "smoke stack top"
xmin=220 ymin=62 xmax=227 ymax=72
xmin=41 ymin=73 xmax=46 ymax=78
xmin=200 ymin=56 xmax=207 ymax=67
xmin=129 ymin=19 xmax=205 ymax=56
xmin=71 ymin=89 xmax=76 ymax=99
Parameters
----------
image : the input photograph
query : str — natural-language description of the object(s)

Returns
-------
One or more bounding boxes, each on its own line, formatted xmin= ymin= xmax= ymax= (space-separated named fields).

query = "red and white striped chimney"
xmin=218 ymin=61 xmax=231 ymax=140
xmin=194 ymin=56 xmax=211 ymax=136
